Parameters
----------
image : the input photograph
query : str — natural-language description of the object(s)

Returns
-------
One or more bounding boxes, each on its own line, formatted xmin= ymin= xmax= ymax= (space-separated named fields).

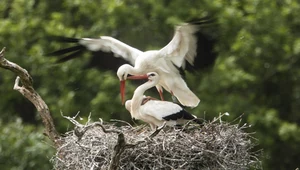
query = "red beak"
xmin=120 ymin=74 xmax=148 ymax=105
xmin=127 ymin=74 xmax=148 ymax=80
xmin=120 ymin=80 xmax=126 ymax=105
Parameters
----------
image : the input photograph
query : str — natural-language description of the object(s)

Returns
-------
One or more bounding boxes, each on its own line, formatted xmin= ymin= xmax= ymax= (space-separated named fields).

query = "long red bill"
xmin=120 ymin=80 xmax=126 ymax=105
xmin=127 ymin=74 xmax=148 ymax=80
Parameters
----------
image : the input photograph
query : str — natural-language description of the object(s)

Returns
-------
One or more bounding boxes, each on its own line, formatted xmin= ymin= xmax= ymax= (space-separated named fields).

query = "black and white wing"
xmin=158 ymin=18 xmax=217 ymax=72
xmin=140 ymin=100 xmax=196 ymax=121
xmin=47 ymin=36 xmax=143 ymax=71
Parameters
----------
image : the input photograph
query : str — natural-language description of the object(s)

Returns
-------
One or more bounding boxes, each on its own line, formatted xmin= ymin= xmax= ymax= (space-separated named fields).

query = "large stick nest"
xmin=51 ymin=114 xmax=261 ymax=170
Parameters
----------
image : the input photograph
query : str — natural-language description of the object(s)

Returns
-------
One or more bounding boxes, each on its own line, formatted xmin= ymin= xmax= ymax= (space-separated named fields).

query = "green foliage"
xmin=0 ymin=118 xmax=54 ymax=170
xmin=249 ymin=110 xmax=300 ymax=169
xmin=0 ymin=0 xmax=300 ymax=169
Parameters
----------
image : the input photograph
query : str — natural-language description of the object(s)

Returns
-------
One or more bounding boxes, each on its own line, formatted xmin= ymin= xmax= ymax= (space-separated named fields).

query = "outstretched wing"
xmin=158 ymin=17 xmax=217 ymax=71
xmin=47 ymin=36 xmax=143 ymax=71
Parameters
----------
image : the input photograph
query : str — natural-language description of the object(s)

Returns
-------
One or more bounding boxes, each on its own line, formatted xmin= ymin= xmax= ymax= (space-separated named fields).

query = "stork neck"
xmin=131 ymin=80 xmax=157 ymax=118
xmin=125 ymin=64 xmax=141 ymax=76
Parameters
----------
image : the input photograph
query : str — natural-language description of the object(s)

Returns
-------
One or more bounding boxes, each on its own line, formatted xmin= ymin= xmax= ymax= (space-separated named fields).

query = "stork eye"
xmin=149 ymin=73 xmax=155 ymax=77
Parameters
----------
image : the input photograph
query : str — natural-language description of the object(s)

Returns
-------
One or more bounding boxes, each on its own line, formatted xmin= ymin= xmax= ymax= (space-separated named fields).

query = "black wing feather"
xmin=185 ymin=17 xmax=218 ymax=72
xmin=47 ymin=45 xmax=85 ymax=57
xmin=186 ymin=31 xmax=217 ymax=72
xmin=173 ymin=17 xmax=218 ymax=77
xmin=47 ymin=36 xmax=132 ymax=72
xmin=162 ymin=109 xmax=195 ymax=121
xmin=57 ymin=49 xmax=85 ymax=63
xmin=187 ymin=16 xmax=216 ymax=26
xmin=84 ymin=51 xmax=129 ymax=72
xmin=162 ymin=109 xmax=202 ymax=125
xmin=49 ymin=36 xmax=80 ymax=43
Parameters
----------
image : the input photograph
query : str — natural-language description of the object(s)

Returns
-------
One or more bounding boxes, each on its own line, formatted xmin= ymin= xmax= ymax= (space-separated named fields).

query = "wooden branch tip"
xmin=13 ymin=76 xmax=21 ymax=90
xmin=94 ymin=122 xmax=122 ymax=134
xmin=0 ymin=47 xmax=5 ymax=57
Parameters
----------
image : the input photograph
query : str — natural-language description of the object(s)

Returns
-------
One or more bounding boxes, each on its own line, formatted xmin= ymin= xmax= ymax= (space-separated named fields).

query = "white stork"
xmin=125 ymin=72 xmax=201 ymax=130
xmin=48 ymin=18 xmax=216 ymax=107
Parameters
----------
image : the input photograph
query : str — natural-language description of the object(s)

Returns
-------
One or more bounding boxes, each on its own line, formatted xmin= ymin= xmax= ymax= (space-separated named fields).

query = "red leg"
xmin=159 ymin=89 xmax=164 ymax=101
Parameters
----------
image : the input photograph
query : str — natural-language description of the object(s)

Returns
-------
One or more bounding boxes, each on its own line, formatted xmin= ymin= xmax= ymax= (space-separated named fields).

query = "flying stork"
xmin=125 ymin=72 xmax=201 ymax=130
xmin=48 ymin=18 xmax=217 ymax=107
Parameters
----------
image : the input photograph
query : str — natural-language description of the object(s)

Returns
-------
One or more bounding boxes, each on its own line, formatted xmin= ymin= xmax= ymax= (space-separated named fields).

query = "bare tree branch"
xmin=0 ymin=47 xmax=61 ymax=148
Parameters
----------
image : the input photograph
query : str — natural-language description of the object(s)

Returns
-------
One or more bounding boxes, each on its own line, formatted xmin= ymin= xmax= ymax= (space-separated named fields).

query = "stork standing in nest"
xmin=125 ymin=72 xmax=201 ymax=130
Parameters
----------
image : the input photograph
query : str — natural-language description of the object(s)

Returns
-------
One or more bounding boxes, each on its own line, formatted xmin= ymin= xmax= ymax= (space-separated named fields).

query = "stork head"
xmin=146 ymin=72 xmax=159 ymax=82
xmin=119 ymin=72 xmax=159 ymax=105
xmin=117 ymin=64 xmax=132 ymax=105
xmin=117 ymin=64 xmax=132 ymax=81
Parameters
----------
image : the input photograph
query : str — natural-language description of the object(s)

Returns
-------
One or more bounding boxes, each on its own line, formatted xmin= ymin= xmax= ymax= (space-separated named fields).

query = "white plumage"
xmin=79 ymin=36 xmax=142 ymax=65
xmin=125 ymin=72 xmax=200 ymax=130
xmin=49 ymin=19 xmax=215 ymax=107
xmin=116 ymin=23 xmax=201 ymax=107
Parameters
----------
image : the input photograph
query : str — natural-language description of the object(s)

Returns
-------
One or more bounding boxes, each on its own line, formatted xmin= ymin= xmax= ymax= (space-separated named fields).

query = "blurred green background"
xmin=0 ymin=0 xmax=300 ymax=169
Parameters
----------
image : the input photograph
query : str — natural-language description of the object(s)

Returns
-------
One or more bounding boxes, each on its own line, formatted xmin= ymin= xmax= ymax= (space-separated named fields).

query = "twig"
xmin=0 ymin=47 xmax=61 ymax=147
xmin=148 ymin=121 xmax=166 ymax=139
xmin=110 ymin=119 xmax=133 ymax=127
xmin=210 ymin=112 xmax=229 ymax=124
xmin=61 ymin=111 xmax=83 ymax=128
xmin=230 ymin=113 xmax=244 ymax=124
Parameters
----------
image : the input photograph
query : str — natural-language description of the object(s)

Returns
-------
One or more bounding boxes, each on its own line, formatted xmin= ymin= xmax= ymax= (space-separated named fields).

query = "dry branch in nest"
xmin=51 ymin=114 xmax=262 ymax=170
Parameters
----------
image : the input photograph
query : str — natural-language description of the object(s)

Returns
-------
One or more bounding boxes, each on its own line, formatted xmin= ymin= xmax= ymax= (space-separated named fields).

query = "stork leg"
xmin=159 ymin=90 xmax=164 ymax=101
xmin=156 ymin=85 xmax=164 ymax=101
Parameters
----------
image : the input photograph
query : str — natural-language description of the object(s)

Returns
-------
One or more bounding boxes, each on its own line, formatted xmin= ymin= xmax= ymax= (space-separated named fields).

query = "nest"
xmin=51 ymin=114 xmax=261 ymax=170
